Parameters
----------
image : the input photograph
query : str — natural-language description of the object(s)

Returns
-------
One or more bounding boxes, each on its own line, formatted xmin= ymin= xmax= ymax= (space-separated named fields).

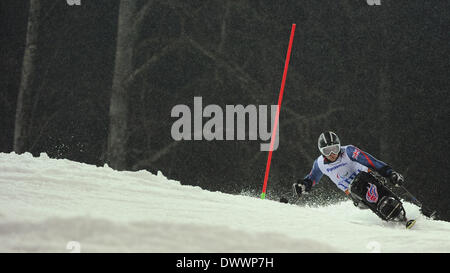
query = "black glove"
xmin=292 ymin=182 xmax=305 ymax=197
xmin=389 ymin=171 xmax=404 ymax=187
xmin=292 ymin=179 xmax=313 ymax=197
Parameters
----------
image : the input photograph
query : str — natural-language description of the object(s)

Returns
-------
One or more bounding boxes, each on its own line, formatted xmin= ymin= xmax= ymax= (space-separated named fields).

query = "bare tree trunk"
xmin=14 ymin=0 xmax=41 ymax=154
xmin=378 ymin=6 xmax=392 ymax=164
xmin=378 ymin=66 xmax=391 ymax=163
xmin=107 ymin=0 xmax=138 ymax=170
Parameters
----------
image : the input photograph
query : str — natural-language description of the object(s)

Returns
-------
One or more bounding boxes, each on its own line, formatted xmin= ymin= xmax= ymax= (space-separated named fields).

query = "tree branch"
xmin=186 ymin=36 xmax=266 ymax=104
xmin=133 ymin=0 xmax=155 ymax=33
xmin=124 ymin=38 xmax=182 ymax=87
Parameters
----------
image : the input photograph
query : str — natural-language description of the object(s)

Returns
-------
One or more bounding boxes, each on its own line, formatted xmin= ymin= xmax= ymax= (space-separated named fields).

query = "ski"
xmin=406 ymin=219 xmax=416 ymax=229
xmin=279 ymin=196 xmax=301 ymax=204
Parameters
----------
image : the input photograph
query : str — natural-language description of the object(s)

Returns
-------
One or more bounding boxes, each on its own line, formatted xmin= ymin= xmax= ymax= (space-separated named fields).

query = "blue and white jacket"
xmin=304 ymin=145 xmax=392 ymax=194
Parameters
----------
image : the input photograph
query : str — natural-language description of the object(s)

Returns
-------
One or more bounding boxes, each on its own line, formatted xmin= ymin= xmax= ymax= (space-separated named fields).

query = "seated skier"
xmin=293 ymin=131 xmax=404 ymax=210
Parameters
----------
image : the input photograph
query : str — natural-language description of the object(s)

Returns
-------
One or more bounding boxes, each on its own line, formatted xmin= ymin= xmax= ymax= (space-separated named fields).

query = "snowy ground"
xmin=0 ymin=152 xmax=449 ymax=253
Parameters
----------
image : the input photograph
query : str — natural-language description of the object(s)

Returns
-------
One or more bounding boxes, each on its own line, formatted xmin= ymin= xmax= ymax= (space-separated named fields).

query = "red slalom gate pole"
xmin=261 ymin=24 xmax=296 ymax=200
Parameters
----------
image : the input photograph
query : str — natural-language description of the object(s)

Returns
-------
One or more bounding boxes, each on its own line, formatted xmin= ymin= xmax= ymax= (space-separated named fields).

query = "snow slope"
xmin=0 ymin=152 xmax=449 ymax=253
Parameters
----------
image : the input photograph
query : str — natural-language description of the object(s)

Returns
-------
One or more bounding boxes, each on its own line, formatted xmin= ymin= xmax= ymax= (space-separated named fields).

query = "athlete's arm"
xmin=345 ymin=145 xmax=392 ymax=177
xmin=303 ymin=159 xmax=324 ymax=191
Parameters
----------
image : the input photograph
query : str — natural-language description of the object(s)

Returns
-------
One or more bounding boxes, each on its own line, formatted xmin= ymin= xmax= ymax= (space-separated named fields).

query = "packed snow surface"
xmin=0 ymin=152 xmax=449 ymax=253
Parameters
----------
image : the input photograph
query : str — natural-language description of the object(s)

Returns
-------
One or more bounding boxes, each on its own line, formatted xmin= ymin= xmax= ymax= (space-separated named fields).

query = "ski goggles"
xmin=320 ymin=144 xmax=340 ymax=156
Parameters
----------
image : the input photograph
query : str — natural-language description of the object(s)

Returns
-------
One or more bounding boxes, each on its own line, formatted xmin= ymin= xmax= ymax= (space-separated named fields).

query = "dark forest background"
xmin=1 ymin=0 xmax=449 ymax=220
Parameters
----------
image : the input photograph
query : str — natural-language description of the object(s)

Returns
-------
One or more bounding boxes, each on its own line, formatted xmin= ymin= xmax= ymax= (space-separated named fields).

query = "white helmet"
xmin=318 ymin=131 xmax=341 ymax=156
